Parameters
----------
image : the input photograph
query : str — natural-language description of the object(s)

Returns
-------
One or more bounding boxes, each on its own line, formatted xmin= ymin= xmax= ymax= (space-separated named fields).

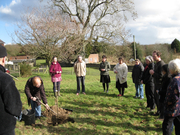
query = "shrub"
xmin=20 ymin=62 xmax=32 ymax=77
xmin=171 ymin=38 xmax=180 ymax=53
xmin=143 ymin=44 xmax=172 ymax=64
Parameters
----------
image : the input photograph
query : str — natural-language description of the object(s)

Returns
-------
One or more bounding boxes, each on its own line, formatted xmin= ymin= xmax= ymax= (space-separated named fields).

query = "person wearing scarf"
xmin=141 ymin=56 xmax=155 ymax=111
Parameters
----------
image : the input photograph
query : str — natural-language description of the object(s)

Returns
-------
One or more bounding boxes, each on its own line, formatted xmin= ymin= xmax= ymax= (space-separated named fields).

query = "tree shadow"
xmin=75 ymin=117 xmax=161 ymax=133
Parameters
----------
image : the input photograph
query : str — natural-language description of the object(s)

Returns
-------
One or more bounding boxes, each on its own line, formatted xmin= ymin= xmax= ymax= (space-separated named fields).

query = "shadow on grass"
xmin=62 ymin=100 xmax=151 ymax=121
xmin=47 ymin=126 xmax=109 ymax=135
xmin=75 ymin=118 xmax=161 ymax=133
xmin=60 ymin=88 xmax=121 ymax=98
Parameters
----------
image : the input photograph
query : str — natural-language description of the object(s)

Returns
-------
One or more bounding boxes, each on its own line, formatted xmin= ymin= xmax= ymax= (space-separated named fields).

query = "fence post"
xmin=44 ymin=65 xmax=48 ymax=74
xmin=71 ymin=67 xmax=73 ymax=75
xmin=18 ymin=65 xmax=20 ymax=77
xmin=88 ymin=67 xmax=90 ymax=75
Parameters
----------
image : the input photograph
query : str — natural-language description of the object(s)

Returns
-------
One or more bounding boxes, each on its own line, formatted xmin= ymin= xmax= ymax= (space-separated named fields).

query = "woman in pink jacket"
xmin=49 ymin=56 xmax=62 ymax=97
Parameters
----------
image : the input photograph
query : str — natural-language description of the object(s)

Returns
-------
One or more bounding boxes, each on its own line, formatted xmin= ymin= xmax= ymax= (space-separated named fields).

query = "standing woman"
xmin=141 ymin=56 xmax=155 ymax=110
xmin=99 ymin=55 xmax=111 ymax=93
xmin=114 ymin=57 xmax=128 ymax=96
xmin=49 ymin=56 xmax=62 ymax=97
xmin=163 ymin=59 xmax=180 ymax=135
xmin=132 ymin=59 xmax=144 ymax=99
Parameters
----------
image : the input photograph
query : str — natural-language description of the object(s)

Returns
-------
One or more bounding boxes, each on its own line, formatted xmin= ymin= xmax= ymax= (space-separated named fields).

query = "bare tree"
xmin=52 ymin=0 xmax=137 ymax=56
xmin=14 ymin=7 xmax=83 ymax=64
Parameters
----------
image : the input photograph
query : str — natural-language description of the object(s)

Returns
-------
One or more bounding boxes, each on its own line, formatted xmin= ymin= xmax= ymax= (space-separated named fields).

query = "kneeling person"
xmin=25 ymin=76 xmax=49 ymax=118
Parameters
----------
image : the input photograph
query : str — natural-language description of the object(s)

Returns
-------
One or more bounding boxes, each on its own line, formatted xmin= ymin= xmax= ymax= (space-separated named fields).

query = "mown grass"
xmin=14 ymin=67 xmax=174 ymax=135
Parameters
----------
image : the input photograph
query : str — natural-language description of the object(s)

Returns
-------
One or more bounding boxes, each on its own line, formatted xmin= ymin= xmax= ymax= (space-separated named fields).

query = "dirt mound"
xmin=43 ymin=105 xmax=74 ymax=125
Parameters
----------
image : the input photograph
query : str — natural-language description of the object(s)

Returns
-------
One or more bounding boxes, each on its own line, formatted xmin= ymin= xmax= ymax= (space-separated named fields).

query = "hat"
xmin=0 ymin=45 xmax=7 ymax=58
xmin=145 ymin=56 xmax=153 ymax=63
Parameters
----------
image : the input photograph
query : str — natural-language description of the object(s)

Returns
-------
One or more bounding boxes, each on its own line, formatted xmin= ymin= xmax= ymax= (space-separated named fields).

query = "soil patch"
xmin=43 ymin=105 xmax=74 ymax=126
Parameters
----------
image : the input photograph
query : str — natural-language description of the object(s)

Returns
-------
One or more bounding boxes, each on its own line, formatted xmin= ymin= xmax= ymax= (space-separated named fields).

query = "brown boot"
xmin=58 ymin=91 xmax=60 ymax=96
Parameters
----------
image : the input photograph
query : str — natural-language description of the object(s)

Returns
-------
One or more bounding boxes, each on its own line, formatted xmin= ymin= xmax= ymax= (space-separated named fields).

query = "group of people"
xmin=1 ymin=42 xmax=180 ymax=135
xmin=48 ymin=54 xmax=129 ymax=98
xmin=98 ymin=51 xmax=180 ymax=135
xmin=131 ymin=50 xmax=180 ymax=135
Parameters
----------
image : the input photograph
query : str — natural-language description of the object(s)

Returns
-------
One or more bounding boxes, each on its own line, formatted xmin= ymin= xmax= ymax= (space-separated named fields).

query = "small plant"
xmin=20 ymin=62 xmax=32 ymax=77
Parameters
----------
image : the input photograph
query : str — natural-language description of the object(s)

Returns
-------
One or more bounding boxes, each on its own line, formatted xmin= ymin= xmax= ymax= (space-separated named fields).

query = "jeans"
xmin=31 ymin=100 xmax=41 ymax=117
xmin=76 ymin=76 xmax=85 ymax=93
xmin=135 ymin=83 xmax=144 ymax=98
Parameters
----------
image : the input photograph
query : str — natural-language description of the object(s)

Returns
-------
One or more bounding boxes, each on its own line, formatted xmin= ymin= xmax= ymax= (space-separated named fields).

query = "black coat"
xmin=0 ymin=65 xmax=22 ymax=134
xmin=153 ymin=60 xmax=165 ymax=87
xmin=141 ymin=63 xmax=154 ymax=84
xmin=132 ymin=63 xmax=144 ymax=84
xmin=159 ymin=74 xmax=171 ymax=103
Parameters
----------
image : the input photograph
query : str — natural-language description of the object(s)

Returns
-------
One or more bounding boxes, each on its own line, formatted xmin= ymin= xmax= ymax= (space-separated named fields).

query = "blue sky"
xmin=0 ymin=0 xmax=48 ymax=44
xmin=1 ymin=0 xmax=180 ymax=45
xmin=0 ymin=0 xmax=15 ymax=44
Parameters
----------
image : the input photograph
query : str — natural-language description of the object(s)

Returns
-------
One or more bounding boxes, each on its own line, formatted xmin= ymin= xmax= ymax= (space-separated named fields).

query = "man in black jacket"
xmin=0 ymin=45 xmax=22 ymax=134
xmin=150 ymin=50 xmax=165 ymax=116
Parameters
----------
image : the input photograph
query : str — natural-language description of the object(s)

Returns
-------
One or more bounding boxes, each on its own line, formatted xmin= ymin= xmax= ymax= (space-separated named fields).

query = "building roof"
xmin=9 ymin=56 xmax=33 ymax=61
xmin=88 ymin=54 xmax=99 ymax=58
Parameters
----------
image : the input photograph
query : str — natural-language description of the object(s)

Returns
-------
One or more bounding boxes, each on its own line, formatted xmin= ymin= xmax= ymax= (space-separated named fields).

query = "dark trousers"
xmin=103 ymin=83 xmax=109 ymax=91
xmin=2 ymin=129 xmax=15 ymax=135
xmin=145 ymin=82 xmax=155 ymax=109
xmin=155 ymin=85 xmax=161 ymax=113
xmin=118 ymin=88 xmax=125 ymax=96
xmin=159 ymin=102 xmax=165 ymax=118
xmin=53 ymin=81 xmax=60 ymax=92
xmin=77 ymin=76 xmax=85 ymax=93
xmin=162 ymin=115 xmax=180 ymax=135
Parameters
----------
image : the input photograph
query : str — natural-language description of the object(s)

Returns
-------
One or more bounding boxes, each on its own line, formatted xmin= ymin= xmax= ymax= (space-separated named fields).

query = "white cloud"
xmin=0 ymin=0 xmax=20 ymax=14
xmin=0 ymin=6 xmax=11 ymax=14
xmin=0 ymin=0 xmax=49 ymax=22
xmin=10 ymin=0 xmax=18 ymax=6
xmin=126 ymin=0 xmax=180 ymax=44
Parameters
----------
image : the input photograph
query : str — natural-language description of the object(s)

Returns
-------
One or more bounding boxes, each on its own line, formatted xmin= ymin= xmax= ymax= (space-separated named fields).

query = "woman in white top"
xmin=114 ymin=57 xmax=128 ymax=96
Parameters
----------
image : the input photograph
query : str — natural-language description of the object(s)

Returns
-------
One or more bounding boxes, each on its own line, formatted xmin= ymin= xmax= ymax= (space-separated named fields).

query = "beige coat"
xmin=74 ymin=60 xmax=86 ymax=77
xmin=113 ymin=63 xmax=128 ymax=84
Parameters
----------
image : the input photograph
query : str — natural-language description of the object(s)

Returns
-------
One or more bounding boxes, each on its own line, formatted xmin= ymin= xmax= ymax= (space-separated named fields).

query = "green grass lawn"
xmin=14 ymin=67 xmax=173 ymax=135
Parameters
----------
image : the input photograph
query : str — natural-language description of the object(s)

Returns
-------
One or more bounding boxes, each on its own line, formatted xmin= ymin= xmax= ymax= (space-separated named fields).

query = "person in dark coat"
xmin=132 ymin=59 xmax=144 ymax=99
xmin=0 ymin=45 xmax=22 ymax=135
xmin=158 ymin=64 xmax=171 ymax=119
xmin=141 ymin=56 xmax=155 ymax=110
xmin=49 ymin=56 xmax=62 ymax=97
xmin=25 ymin=76 xmax=49 ymax=118
xmin=99 ymin=55 xmax=111 ymax=93
xmin=162 ymin=59 xmax=180 ymax=135
xmin=150 ymin=50 xmax=165 ymax=116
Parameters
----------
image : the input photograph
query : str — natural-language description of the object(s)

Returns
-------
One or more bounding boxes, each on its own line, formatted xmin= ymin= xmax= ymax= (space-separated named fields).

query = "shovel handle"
xmin=36 ymin=97 xmax=57 ymax=115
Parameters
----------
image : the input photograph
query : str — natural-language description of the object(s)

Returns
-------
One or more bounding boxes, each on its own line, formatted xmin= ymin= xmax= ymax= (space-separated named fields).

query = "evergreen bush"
xmin=171 ymin=38 xmax=180 ymax=53
xmin=20 ymin=62 xmax=32 ymax=77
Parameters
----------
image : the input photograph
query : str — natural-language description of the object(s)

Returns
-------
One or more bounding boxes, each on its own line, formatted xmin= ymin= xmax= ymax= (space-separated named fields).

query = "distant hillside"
xmin=5 ymin=44 xmax=25 ymax=57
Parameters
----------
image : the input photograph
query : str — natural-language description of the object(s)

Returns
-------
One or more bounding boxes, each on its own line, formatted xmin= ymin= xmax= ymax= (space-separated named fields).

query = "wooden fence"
xmin=5 ymin=64 xmax=20 ymax=77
